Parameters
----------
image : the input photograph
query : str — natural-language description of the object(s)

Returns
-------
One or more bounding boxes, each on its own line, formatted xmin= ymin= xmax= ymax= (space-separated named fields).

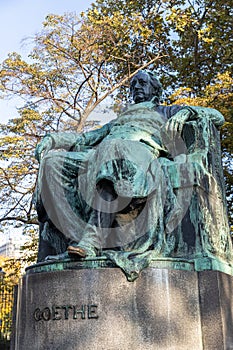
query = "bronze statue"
xmin=35 ymin=70 xmax=232 ymax=280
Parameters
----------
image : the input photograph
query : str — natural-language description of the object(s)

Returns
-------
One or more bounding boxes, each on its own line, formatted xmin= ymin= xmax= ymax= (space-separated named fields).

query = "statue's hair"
xmin=130 ymin=70 xmax=163 ymax=102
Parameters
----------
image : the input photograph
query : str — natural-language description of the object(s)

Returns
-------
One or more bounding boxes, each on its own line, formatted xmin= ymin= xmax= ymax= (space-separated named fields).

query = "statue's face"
xmin=130 ymin=72 xmax=154 ymax=103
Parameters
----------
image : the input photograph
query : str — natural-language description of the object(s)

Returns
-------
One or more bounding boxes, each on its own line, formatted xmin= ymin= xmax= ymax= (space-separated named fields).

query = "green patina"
xmin=26 ymin=256 xmax=233 ymax=282
xmin=34 ymin=70 xmax=233 ymax=281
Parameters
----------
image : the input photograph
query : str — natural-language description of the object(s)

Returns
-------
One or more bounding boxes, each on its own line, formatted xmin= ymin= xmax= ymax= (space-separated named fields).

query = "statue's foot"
xmin=67 ymin=243 xmax=97 ymax=258
xmin=67 ymin=245 xmax=87 ymax=258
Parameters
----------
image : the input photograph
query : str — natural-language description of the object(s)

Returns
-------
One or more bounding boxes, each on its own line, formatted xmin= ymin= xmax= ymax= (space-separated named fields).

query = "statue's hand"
xmin=35 ymin=135 xmax=53 ymax=163
xmin=163 ymin=108 xmax=194 ymax=140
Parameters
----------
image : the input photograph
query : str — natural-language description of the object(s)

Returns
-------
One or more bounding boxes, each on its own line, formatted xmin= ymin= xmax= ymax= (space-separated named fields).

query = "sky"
xmin=0 ymin=0 xmax=93 ymax=123
xmin=0 ymin=0 xmax=93 ymax=245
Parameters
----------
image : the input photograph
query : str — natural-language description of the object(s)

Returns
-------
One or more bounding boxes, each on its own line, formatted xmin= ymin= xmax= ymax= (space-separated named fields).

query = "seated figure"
xmin=35 ymin=70 xmax=232 ymax=280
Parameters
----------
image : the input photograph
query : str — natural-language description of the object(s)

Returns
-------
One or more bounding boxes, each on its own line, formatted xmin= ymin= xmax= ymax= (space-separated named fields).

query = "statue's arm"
xmin=35 ymin=132 xmax=79 ymax=162
xmin=50 ymin=123 xmax=113 ymax=149
xmin=163 ymin=105 xmax=224 ymax=140
xmin=187 ymin=106 xmax=225 ymax=127
xmin=35 ymin=122 xmax=114 ymax=162
xmin=73 ymin=121 xmax=114 ymax=149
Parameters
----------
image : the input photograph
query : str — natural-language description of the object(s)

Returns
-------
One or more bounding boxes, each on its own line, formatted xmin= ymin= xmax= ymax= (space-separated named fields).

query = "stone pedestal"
xmin=12 ymin=260 xmax=233 ymax=350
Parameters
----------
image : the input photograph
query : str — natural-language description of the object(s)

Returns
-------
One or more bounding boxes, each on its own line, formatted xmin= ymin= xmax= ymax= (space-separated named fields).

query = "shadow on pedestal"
xmin=11 ymin=259 xmax=233 ymax=350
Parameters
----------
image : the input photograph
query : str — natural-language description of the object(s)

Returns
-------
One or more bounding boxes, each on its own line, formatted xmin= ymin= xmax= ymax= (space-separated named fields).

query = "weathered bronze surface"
xmin=34 ymin=70 xmax=232 ymax=281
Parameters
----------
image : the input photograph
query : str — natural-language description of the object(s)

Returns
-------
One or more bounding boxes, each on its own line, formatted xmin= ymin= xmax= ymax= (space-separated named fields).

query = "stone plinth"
xmin=12 ymin=259 xmax=233 ymax=350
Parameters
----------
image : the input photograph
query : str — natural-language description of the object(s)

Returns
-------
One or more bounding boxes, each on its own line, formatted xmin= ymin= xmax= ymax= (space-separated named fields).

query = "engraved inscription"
xmin=33 ymin=304 xmax=98 ymax=321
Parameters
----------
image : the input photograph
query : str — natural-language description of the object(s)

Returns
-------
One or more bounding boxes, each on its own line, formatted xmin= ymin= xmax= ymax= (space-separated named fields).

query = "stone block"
xmin=12 ymin=262 xmax=233 ymax=350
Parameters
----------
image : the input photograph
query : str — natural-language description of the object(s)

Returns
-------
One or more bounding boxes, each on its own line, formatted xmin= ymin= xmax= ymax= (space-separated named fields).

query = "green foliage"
xmin=20 ymin=226 xmax=39 ymax=264
xmin=0 ymin=109 xmax=40 ymax=233
xmin=0 ymin=11 xmax=160 ymax=131
xmin=0 ymin=256 xmax=20 ymax=342
xmin=164 ymin=0 xmax=233 ymax=92
xmin=0 ymin=0 xmax=232 ymax=259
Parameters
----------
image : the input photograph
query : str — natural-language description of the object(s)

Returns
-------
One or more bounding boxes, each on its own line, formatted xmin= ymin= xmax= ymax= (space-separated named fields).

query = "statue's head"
xmin=130 ymin=70 xmax=162 ymax=104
